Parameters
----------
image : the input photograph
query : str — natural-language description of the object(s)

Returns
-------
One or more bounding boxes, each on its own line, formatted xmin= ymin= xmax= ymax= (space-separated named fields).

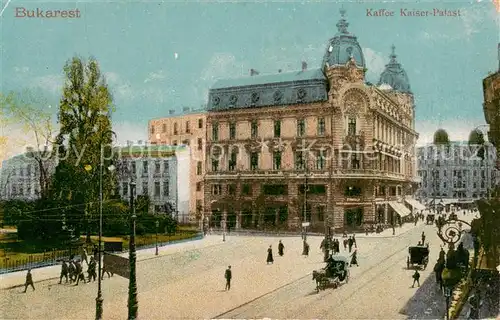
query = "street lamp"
xmin=444 ymin=286 xmax=451 ymax=320
xmin=302 ymin=150 xmax=309 ymax=240
xmin=128 ymin=181 xmax=138 ymax=319
xmin=85 ymin=158 xmax=115 ymax=320
xmin=155 ymin=219 xmax=159 ymax=256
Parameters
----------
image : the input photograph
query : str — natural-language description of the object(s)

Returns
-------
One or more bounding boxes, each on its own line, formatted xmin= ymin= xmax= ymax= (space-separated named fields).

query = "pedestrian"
xmin=23 ymin=269 xmax=35 ymax=292
xmin=411 ymin=269 xmax=420 ymax=288
xmin=343 ymin=238 xmax=348 ymax=250
xmin=75 ymin=260 xmax=86 ymax=285
xmin=87 ymin=256 xmax=97 ymax=282
xmin=278 ymin=240 xmax=284 ymax=256
xmin=334 ymin=239 xmax=340 ymax=254
xmin=224 ymin=265 xmax=232 ymax=290
xmin=266 ymin=245 xmax=274 ymax=264
xmin=302 ymin=239 xmax=309 ymax=257
xmin=92 ymin=245 xmax=98 ymax=261
xmin=68 ymin=260 xmax=76 ymax=283
xmin=59 ymin=260 xmax=69 ymax=284
xmin=348 ymin=236 xmax=354 ymax=253
xmin=81 ymin=246 xmax=89 ymax=266
xmin=101 ymin=263 xmax=114 ymax=279
xmin=350 ymin=249 xmax=359 ymax=267
xmin=421 ymin=232 xmax=426 ymax=244
xmin=352 ymin=234 xmax=357 ymax=248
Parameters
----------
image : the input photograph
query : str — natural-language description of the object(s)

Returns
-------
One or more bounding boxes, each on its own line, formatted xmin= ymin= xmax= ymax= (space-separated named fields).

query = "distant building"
xmin=114 ymin=144 xmax=190 ymax=223
xmin=148 ymin=109 xmax=207 ymax=222
xmin=416 ymin=141 xmax=498 ymax=205
xmin=0 ymin=151 xmax=57 ymax=201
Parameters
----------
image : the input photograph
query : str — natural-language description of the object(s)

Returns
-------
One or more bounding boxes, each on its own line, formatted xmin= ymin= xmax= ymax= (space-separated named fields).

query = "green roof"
xmin=211 ymin=68 xmax=326 ymax=90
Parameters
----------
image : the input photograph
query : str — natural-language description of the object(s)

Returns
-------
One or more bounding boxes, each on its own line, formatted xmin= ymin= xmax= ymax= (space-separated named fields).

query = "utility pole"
xmin=128 ymin=181 xmax=138 ymax=319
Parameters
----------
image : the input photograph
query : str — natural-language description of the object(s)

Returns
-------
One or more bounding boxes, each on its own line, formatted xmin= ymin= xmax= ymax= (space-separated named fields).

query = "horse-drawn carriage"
xmin=426 ymin=214 xmax=435 ymax=225
xmin=312 ymin=255 xmax=350 ymax=292
xmin=407 ymin=246 xmax=429 ymax=270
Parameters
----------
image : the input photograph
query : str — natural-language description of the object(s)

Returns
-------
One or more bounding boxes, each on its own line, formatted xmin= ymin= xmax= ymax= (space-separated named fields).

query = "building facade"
xmin=482 ymin=48 xmax=500 ymax=173
xmin=115 ymin=145 xmax=190 ymax=222
xmin=0 ymin=152 xmax=56 ymax=201
xmin=416 ymin=141 xmax=498 ymax=203
xmin=203 ymin=9 xmax=419 ymax=232
xmin=148 ymin=109 xmax=207 ymax=222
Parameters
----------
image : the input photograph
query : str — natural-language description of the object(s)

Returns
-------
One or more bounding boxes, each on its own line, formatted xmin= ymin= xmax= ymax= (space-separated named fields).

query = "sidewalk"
xmin=211 ymin=220 xmax=423 ymax=239
xmin=0 ymin=235 xmax=224 ymax=290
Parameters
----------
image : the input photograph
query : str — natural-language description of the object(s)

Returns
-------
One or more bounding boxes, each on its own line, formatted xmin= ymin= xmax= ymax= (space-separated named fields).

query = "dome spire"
xmin=390 ymin=44 xmax=397 ymax=63
xmin=336 ymin=7 xmax=349 ymax=34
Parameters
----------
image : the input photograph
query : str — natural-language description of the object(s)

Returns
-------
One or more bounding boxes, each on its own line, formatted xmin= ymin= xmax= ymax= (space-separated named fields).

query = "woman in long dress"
xmin=266 ymin=245 xmax=274 ymax=264
xmin=350 ymin=249 xmax=358 ymax=267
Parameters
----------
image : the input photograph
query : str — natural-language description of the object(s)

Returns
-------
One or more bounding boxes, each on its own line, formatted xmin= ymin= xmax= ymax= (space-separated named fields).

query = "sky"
xmin=1 ymin=0 xmax=499 ymax=163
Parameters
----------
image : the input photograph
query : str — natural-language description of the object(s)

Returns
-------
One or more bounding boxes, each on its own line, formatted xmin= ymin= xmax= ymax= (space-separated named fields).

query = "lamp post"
xmin=303 ymin=150 xmax=309 ymax=240
xmin=128 ymin=181 xmax=138 ymax=319
xmin=444 ymin=286 xmax=451 ymax=320
xmin=155 ymin=219 xmax=159 ymax=256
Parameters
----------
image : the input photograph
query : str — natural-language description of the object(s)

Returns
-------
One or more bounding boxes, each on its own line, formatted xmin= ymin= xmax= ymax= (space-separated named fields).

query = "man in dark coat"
xmin=278 ymin=240 xmax=284 ymax=256
xmin=421 ymin=232 xmax=426 ymax=244
xmin=266 ymin=245 xmax=274 ymax=264
xmin=348 ymin=236 xmax=354 ymax=253
xmin=68 ymin=260 xmax=76 ymax=283
xmin=302 ymin=240 xmax=309 ymax=257
xmin=75 ymin=260 xmax=86 ymax=285
xmin=343 ymin=238 xmax=348 ymax=250
xmin=59 ymin=260 xmax=69 ymax=284
xmin=352 ymin=235 xmax=357 ymax=248
xmin=433 ymin=260 xmax=444 ymax=292
xmin=23 ymin=269 xmax=35 ymax=292
xmin=225 ymin=265 xmax=232 ymax=290
xmin=87 ymin=257 xmax=97 ymax=282
xmin=411 ymin=269 xmax=421 ymax=288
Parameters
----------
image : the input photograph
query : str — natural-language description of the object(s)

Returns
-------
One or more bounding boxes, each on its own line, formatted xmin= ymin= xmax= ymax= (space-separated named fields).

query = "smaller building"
xmin=0 ymin=150 xmax=56 ymax=201
xmin=114 ymin=144 xmax=190 ymax=223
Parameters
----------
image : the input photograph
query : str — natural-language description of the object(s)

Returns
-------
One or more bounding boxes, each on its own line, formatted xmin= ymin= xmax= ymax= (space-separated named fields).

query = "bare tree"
xmin=0 ymin=90 xmax=56 ymax=200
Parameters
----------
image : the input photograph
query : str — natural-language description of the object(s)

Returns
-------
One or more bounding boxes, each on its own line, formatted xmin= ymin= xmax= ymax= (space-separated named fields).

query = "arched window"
xmin=173 ymin=123 xmax=178 ymax=135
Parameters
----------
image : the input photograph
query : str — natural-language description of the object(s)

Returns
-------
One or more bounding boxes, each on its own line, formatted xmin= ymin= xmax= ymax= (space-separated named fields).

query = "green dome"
xmin=433 ymin=129 xmax=450 ymax=145
xmin=378 ymin=45 xmax=411 ymax=93
xmin=468 ymin=129 xmax=485 ymax=145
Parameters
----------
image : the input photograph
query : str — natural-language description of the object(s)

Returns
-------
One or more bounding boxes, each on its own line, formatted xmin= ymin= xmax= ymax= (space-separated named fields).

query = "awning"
xmin=405 ymin=198 xmax=426 ymax=211
xmin=429 ymin=198 xmax=456 ymax=206
xmin=389 ymin=201 xmax=412 ymax=217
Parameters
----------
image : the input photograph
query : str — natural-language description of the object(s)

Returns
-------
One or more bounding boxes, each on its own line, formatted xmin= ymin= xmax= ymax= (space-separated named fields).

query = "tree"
xmin=468 ymin=129 xmax=486 ymax=160
xmin=52 ymin=56 xmax=115 ymax=242
xmin=0 ymin=90 xmax=56 ymax=200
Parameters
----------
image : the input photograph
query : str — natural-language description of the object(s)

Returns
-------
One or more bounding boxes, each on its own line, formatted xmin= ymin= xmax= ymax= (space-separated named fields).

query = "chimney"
xmin=250 ymin=69 xmax=259 ymax=76
xmin=183 ymin=106 xmax=190 ymax=113
xmin=278 ymin=69 xmax=282 ymax=73
xmin=302 ymin=61 xmax=307 ymax=71
xmin=169 ymin=109 xmax=175 ymax=115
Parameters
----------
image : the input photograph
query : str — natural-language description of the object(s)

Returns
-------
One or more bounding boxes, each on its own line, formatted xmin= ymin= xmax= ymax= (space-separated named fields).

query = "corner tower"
xmin=378 ymin=45 xmax=411 ymax=93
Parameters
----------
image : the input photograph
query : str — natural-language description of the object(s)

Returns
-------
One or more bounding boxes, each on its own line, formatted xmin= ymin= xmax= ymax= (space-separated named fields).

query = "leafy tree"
xmin=51 ymin=56 xmax=115 ymax=242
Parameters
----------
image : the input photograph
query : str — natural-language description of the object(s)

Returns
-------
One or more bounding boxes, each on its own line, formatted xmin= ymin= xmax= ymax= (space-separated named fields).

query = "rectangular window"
xmin=348 ymin=117 xmax=356 ymax=136
xmin=155 ymin=161 xmax=160 ymax=174
xmin=317 ymin=206 xmax=325 ymax=222
xmin=197 ymin=138 xmax=203 ymax=150
xmin=317 ymin=117 xmax=325 ymax=136
xmin=263 ymin=184 xmax=288 ymax=195
xmin=196 ymin=182 xmax=202 ymax=192
xmin=274 ymin=120 xmax=281 ymax=138
xmin=242 ymin=184 xmax=252 ymax=196
xmin=250 ymin=152 xmax=259 ymax=170
xmin=297 ymin=119 xmax=305 ymax=137
xmin=212 ymin=159 xmax=219 ymax=171
xmin=143 ymin=161 xmax=148 ymax=174
xmin=295 ymin=151 xmax=304 ymax=170
xmin=162 ymin=123 xmax=166 ymax=133
xmin=351 ymin=153 xmax=360 ymax=169
xmin=251 ymin=120 xmax=258 ymax=139
xmin=273 ymin=151 xmax=282 ymax=170
xmin=151 ymin=126 xmax=155 ymax=134
xmin=316 ymin=150 xmax=325 ymax=170
xmin=229 ymin=151 xmax=237 ymax=171
xmin=182 ymin=139 xmax=189 ymax=146
xmin=142 ymin=182 xmax=148 ymax=195
xmin=154 ymin=181 xmax=160 ymax=196
xmin=212 ymin=122 xmax=219 ymax=141
xmin=228 ymin=184 xmax=236 ymax=195
xmin=229 ymin=122 xmax=236 ymax=140
xmin=186 ymin=121 xmax=190 ymax=133
xmin=211 ymin=184 xmax=222 ymax=195
xmin=198 ymin=118 xmax=203 ymax=129
xmin=163 ymin=160 xmax=169 ymax=173
xmin=197 ymin=162 xmax=202 ymax=175
xmin=174 ymin=123 xmax=178 ymax=135
xmin=122 ymin=182 xmax=128 ymax=195
xmin=163 ymin=181 xmax=169 ymax=196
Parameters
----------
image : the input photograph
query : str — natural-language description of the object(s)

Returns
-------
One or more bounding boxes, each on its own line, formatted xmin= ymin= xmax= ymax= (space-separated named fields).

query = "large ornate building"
xmin=416 ymin=140 xmax=498 ymax=205
xmin=203 ymin=9 xmax=419 ymax=232
xmin=148 ymin=108 xmax=207 ymax=221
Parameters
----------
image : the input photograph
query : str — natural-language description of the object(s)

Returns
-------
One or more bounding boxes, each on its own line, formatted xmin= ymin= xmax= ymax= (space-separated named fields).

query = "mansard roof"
xmin=208 ymin=68 xmax=328 ymax=111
